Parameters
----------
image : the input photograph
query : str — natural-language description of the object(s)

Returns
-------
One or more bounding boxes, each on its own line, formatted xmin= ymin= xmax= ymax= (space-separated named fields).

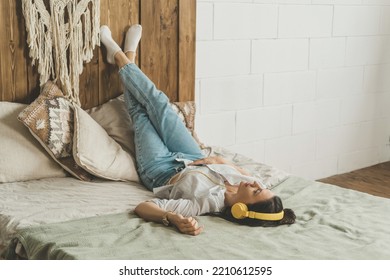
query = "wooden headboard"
xmin=0 ymin=0 xmax=196 ymax=109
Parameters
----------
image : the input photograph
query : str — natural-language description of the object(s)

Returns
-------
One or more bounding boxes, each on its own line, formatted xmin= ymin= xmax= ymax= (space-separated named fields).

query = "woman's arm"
xmin=134 ymin=201 xmax=203 ymax=236
xmin=190 ymin=156 xmax=251 ymax=176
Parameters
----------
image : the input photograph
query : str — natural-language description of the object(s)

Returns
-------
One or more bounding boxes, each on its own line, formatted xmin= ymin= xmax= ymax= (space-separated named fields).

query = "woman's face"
xmin=230 ymin=181 xmax=274 ymax=206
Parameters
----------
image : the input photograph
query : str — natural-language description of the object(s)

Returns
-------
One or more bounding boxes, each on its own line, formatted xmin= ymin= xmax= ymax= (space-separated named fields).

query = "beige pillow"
xmin=73 ymin=105 xmax=139 ymax=182
xmin=0 ymin=101 xmax=67 ymax=182
xmin=17 ymin=81 xmax=93 ymax=181
xmin=87 ymin=95 xmax=135 ymax=157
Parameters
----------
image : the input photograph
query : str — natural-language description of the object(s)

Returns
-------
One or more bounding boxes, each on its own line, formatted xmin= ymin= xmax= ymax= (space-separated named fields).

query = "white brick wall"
xmin=278 ymin=5 xmax=333 ymax=38
xmin=252 ymin=39 xmax=309 ymax=73
xmin=195 ymin=0 xmax=390 ymax=180
xmin=309 ymin=38 xmax=346 ymax=69
xmin=214 ymin=4 xmax=278 ymax=39
xmin=333 ymin=6 xmax=382 ymax=36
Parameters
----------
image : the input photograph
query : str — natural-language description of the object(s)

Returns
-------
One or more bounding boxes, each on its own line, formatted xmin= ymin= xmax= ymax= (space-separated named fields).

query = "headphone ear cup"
xmin=231 ymin=203 xmax=248 ymax=219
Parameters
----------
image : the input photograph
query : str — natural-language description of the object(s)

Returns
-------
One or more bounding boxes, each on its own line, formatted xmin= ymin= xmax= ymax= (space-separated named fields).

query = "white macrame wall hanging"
xmin=22 ymin=0 xmax=100 ymax=105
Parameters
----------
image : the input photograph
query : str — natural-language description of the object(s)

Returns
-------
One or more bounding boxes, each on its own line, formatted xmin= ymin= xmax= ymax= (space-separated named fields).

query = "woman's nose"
xmin=253 ymin=181 xmax=262 ymax=189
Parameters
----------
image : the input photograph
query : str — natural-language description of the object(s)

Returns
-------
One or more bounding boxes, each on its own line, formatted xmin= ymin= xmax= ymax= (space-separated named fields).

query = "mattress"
xmin=0 ymin=177 xmax=154 ymax=255
xmin=0 ymin=146 xmax=289 ymax=257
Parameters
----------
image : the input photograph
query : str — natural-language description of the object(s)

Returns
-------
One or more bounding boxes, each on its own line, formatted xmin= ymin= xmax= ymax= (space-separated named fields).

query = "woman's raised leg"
xmin=100 ymin=25 xmax=181 ymax=189
xmin=101 ymin=24 xmax=202 ymax=158
xmin=118 ymin=25 xmax=203 ymax=159
xmin=100 ymin=25 xmax=203 ymax=189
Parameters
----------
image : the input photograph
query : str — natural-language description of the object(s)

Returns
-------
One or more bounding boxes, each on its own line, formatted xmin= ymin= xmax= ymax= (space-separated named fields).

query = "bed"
xmin=1 ymin=179 xmax=390 ymax=260
xmin=1 ymin=0 xmax=390 ymax=260
xmin=1 ymin=167 xmax=390 ymax=260
xmin=1 ymin=95 xmax=389 ymax=260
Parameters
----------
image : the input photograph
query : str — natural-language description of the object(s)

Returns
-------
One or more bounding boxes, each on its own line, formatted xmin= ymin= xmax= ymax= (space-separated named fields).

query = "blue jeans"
xmin=119 ymin=63 xmax=204 ymax=190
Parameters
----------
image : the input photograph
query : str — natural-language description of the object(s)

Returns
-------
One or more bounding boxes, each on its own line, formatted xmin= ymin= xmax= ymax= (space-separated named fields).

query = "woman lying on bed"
xmin=100 ymin=24 xmax=296 ymax=236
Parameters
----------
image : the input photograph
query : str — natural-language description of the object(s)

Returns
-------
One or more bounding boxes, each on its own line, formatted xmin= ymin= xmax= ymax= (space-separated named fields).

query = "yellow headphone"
xmin=231 ymin=202 xmax=284 ymax=221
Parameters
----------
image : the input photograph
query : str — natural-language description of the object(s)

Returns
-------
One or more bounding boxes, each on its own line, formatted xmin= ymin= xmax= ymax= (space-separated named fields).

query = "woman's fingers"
xmin=189 ymin=159 xmax=206 ymax=166
xmin=181 ymin=224 xmax=203 ymax=236
xmin=179 ymin=217 xmax=197 ymax=228
xmin=176 ymin=217 xmax=203 ymax=235
xmin=187 ymin=225 xmax=203 ymax=236
xmin=190 ymin=156 xmax=223 ymax=166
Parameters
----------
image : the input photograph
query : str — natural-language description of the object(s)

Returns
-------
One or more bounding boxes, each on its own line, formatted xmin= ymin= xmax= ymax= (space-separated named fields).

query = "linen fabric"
xmin=0 ymin=101 xmax=67 ymax=183
xmin=17 ymin=81 xmax=93 ymax=181
xmin=73 ymin=105 xmax=139 ymax=182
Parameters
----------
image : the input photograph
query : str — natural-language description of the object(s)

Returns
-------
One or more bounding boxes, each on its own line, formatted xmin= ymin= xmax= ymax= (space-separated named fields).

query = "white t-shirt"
xmin=150 ymin=164 xmax=264 ymax=217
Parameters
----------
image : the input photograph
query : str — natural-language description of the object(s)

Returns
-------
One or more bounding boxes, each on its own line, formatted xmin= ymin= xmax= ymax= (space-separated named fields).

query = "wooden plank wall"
xmin=0 ymin=0 xmax=196 ymax=109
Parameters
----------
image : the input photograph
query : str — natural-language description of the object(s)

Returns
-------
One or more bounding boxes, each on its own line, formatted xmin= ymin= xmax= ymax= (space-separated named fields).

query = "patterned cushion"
xmin=29 ymin=97 xmax=73 ymax=158
xmin=18 ymin=81 xmax=93 ymax=181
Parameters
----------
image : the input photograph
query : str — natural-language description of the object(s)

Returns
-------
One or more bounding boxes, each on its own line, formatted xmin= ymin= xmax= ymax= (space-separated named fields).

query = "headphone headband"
xmin=231 ymin=202 xmax=284 ymax=221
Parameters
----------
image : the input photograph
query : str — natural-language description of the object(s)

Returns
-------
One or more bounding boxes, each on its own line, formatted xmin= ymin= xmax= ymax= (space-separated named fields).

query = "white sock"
xmin=100 ymin=25 xmax=121 ymax=64
xmin=124 ymin=24 xmax=142 ymax=54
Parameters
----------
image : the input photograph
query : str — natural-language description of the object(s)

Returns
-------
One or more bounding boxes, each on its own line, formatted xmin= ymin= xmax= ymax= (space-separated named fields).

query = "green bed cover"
xmin=4 ymin=176 xmax=390 ymax=260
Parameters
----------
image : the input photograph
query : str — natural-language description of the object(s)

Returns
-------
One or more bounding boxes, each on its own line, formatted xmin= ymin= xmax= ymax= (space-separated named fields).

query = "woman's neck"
xmin=224 ymin=184 xmax=237 ymax=206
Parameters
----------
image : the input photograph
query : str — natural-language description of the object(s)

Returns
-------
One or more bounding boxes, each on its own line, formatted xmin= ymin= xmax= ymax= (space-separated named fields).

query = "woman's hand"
xmin=190 ymin=156 xmax=251 ymax=176
xmin=190 ymin=156 xmax=226 ymax=166
xmin=168 ymin=212 xmax=203 ymax=236
xmin=135 ymin=202 xmax=203 ymax=236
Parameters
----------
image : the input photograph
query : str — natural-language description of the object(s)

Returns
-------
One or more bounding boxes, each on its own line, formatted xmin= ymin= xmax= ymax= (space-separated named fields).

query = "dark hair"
xmin=216 ymin=196 xmax=296 ymax=227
